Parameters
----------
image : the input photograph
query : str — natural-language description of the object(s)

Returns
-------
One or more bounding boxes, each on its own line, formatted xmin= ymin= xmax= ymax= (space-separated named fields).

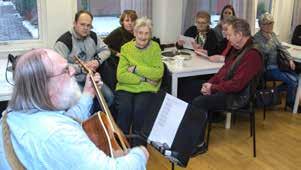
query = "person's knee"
xmin=192 ymin=95 xmax=206 ymax=108
xmin=101 ymin=83 xmax=114 ymax=106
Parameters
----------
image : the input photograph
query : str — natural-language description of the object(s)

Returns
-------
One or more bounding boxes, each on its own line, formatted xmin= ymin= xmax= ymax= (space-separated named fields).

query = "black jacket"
xmin=177 ymin=26 xmax=221 ymax=56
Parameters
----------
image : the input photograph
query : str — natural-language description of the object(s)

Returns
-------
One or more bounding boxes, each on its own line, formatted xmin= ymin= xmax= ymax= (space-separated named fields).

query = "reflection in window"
xmin=77 ymin=0 xmax=152 ymax=37
xmin=0 ymin=0 xmax=39 ymax=41
xmin=256 ymin=0 xmax=272 ymax=29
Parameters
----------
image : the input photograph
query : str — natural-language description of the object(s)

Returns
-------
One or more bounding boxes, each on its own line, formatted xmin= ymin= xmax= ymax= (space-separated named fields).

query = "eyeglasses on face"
xmin=196 ymin=21 xmax=208 ymax=25
xmin=79 ymin=23 xmax=93 ymax=29
xmin=262 ymin=22 xmax=274 ymax=25
xmin=48 ymin=65 xmax=71 ymax=78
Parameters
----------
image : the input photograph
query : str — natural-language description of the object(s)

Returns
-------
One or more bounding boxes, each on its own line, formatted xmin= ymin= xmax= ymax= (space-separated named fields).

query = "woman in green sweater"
xmin=115 ymin=17 xmax=164 ymax=146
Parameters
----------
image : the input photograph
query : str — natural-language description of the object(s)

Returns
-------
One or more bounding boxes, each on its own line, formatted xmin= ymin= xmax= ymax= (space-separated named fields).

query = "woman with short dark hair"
xmin=104 ymin=10 xmax=138 ymax=57
xmin=177 ymin=10 xmax=220 ymax=57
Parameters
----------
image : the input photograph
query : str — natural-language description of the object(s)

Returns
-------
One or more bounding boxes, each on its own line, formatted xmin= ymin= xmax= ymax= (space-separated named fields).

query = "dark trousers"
xmin=192 ymin=92 xmax=228 ymax=143
xmin=192 ymin=92 xmax=228 ymax=112
xmin=115 ymin=90 xmax=156 ymax=146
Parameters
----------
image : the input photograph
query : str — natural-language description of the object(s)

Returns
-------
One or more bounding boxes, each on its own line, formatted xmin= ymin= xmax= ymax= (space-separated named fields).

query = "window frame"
xmin=0 ymin=0 xmax=47 ymax=53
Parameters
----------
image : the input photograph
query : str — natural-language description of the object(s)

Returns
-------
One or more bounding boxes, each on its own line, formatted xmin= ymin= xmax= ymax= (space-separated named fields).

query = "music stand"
xmin=140 ymin=91 xmax=206 ymax=169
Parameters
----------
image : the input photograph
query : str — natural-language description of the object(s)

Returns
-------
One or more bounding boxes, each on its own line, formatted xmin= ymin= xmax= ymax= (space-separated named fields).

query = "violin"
xmin=73 ymin=56 xmax=130 ymax=157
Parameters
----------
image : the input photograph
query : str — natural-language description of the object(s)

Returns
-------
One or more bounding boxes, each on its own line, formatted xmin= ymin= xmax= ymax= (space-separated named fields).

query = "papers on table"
xmin=178 ymin=35 xmax=195 ymax=50
xmin=195 ymin=49 xmax=209 ymax=58
xmin=148 ymin=93 xmax=188 ymax=148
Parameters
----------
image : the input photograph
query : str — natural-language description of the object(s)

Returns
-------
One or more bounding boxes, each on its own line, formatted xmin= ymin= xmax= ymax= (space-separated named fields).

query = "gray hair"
xmin=258 ymin=12 xmax=274 ymax=26
xmin=134 ymin=17 xmax=152 ymax=35
xmin=8 ymin=49 xmax=56 ymax=111
xmin=227 ymin=17 xmax=251 ymax=37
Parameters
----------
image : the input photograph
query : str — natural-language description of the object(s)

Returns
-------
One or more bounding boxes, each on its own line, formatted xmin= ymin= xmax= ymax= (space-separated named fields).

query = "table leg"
xmin=225 ymin=112 xmax=231 ymax=129
xmin=171 ymin=75 xmax=178 ymax=97
xmin=293 ymin=74 xmax=301 ymax=114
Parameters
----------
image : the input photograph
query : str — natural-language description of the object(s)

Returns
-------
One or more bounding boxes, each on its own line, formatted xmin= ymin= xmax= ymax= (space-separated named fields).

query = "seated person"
xmin=104 ymin=10 xmax=138 ymax=57
xmin=103 ymin=10 xmax=138 ymax=90
xmin=253 ymin=13 xmax=298 ymax=110
xmin=0 ymin=49 xmax=149 ymax=170
xmin=292 ymin=24 xmax=301 ymax=46
xmin=213 ymin=4 xmax=236 ymax=49
xmin=177 ymin=10 xmax=220 ymax=57
xmin=115 ymin=17 xmax=164 ymax=147
xmin=54 ymin=10 xmax=114 ymax=107
xmin=191 ymin=18 xmax=263 ymax=154
xmin=209 ymin=16 xmax=236 ymax=63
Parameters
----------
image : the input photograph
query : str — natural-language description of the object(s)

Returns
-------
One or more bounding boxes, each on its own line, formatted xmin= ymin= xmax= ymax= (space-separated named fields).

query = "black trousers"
xmin=191 ymin=92 xmax=229 ymax=143
xmin=192 ymin=92 xmax=228 ymax=113
xmin=115 ymin=90 xmax=157 ymax=146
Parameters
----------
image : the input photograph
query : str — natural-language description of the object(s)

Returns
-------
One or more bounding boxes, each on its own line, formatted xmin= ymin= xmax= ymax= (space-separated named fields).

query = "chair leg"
xmin=206 ymin=113 xmax=212 ymax=149
xmin=251 ymin=111 xmax=256 ymax=157
xmin=263 ymin=106 xmax=266 ymax=120
xmin=249 ymin=113 xmax=253 ymax=137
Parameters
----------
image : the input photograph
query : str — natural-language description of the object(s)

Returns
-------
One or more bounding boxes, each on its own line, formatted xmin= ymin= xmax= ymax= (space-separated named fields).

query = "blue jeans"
xmin=265 ymin=68 xmax=298 ymax=107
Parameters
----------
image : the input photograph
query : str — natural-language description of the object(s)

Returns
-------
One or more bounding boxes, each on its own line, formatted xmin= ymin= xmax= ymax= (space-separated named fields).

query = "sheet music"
xmin=178 ymin=35 xmax=195 ymax=50
xmin=148 ymin=94 xmax=188 ymax=148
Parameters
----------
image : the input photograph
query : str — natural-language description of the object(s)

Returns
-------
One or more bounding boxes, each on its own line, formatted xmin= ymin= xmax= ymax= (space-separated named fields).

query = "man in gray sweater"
xmin=54 ymin=10 xmax=114 ymax=108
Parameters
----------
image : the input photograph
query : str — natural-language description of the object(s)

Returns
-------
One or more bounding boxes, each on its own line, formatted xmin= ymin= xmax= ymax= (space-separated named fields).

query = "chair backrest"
xmin=99 ymin=55 xmax=119 ymax=91
xmin=292 ymin=25 xmax=301 ymax=46
xmin=160 ymin=63 xmax=171 ymax=93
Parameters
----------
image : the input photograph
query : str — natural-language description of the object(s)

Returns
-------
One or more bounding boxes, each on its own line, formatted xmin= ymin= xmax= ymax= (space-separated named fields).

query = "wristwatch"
xmin=141 ymin=77 xmax=146 ymax=82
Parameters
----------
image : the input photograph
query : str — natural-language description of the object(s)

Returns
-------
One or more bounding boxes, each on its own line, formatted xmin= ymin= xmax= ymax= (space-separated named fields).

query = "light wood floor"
xmin=146 ymin=107 xmax=301 ymax=170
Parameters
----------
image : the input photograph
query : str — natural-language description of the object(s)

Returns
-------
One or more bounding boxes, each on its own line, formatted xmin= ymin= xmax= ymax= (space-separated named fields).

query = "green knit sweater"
xmin=116 ymin=40 xmax=164 ymax=93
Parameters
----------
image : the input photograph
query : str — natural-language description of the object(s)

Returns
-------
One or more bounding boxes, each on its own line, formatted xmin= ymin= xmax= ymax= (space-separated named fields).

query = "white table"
xmin=162 ymin=49 xmax=223 ymax=96
xmin=163 ymin=50 xmax=232 ymax=129
xmin=282 ymin=42 xmax=301 ymax=114
xmin=0 ymin=58 xmax=13 ymax=102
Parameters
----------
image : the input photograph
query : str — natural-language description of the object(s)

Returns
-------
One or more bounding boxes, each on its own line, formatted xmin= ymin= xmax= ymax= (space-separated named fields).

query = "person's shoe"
xmin=190 ymin=143 xmax=208 ymax=157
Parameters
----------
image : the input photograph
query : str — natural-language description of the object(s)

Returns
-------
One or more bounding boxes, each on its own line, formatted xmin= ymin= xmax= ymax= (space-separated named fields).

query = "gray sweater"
xmin=54 ymin=28 xmax=110 ymax=83
xmin=253 ymin=31 xmax=292 ymax=70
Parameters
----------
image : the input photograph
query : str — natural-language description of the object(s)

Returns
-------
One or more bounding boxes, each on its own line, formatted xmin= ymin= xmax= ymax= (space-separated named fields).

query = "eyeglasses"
xmin=79 ymin=23 xmax=93 ymax=29
xmin=48 ymin=66 xmax=71 ymax=78
xmin=261 ymin=22 xmax=274 ymax=25
xmin=196 ymin=21 xmax=208 ymax=25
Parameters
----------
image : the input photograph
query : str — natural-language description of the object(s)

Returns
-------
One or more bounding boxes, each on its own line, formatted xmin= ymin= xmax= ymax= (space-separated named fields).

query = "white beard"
xmin=55 ymin=77 xmax=82 ymax=110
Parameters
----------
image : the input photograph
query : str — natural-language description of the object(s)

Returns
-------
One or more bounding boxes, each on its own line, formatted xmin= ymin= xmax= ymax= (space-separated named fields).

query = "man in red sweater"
xmin=191 ymin=18 xmax=263 ymax=155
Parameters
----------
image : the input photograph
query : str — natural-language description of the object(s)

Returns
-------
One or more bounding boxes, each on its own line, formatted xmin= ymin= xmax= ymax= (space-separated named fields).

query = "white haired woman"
xmin=115 ymin=17 xmax=164 ymax=146
xmin=253 ymin=12 xmax=298 ymax=110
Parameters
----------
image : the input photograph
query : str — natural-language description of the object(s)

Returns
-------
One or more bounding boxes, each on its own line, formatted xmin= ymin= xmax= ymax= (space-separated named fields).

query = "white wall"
xmin=152 ymin=0 xmax=183 ymax=44
xmin=44 ymin=0 xmax=76 ymax=47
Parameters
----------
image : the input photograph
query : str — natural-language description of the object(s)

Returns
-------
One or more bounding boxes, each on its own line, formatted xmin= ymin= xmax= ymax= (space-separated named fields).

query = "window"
xmin=77 ymin=0 xmax=152 ymax=37
xmin=0 ymin=0 xmax=40 ymax=42
xmin=256 ymin=0 xmax=273 ymax=29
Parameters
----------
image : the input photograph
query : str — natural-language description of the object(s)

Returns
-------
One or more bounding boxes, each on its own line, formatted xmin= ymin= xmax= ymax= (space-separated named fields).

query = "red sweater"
xmin=208 ymin=40 xmax=263 ymax=94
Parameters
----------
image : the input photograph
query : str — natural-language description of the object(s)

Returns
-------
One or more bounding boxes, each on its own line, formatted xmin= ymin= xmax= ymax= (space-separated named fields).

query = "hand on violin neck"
xmin=83 ymin=72 xmax=102 ymax=97
xmin=84 ymin=60 xmax=99 ymax=72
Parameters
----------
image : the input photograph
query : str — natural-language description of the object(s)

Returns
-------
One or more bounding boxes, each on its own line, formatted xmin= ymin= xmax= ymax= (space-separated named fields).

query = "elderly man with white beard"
xmin=0 ymin=49 xmax=149 ymax=170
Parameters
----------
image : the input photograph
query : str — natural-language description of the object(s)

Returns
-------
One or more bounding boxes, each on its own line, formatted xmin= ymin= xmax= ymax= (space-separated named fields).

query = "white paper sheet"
xmin=148 ymin=94 xmax=188 ymax=148
xmin=178 ymin=35 xmax=195 ymax=50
